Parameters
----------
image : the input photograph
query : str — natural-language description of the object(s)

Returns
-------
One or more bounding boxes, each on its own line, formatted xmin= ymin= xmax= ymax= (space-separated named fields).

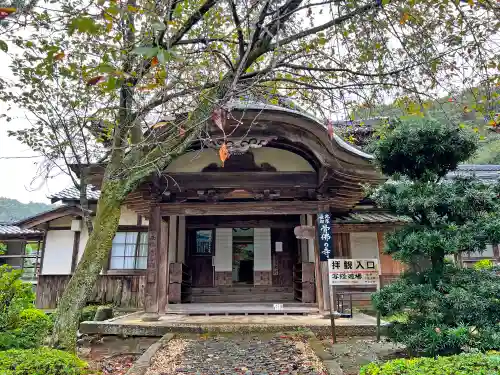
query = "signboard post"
xmin=315 ymin=212 xmax=334 ymax=312
xmin=328 ymin=258 xmax=380 ymax=343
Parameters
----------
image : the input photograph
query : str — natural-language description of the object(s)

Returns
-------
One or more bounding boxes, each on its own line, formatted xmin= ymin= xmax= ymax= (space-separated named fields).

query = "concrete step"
xmin=191 ymin=292 xmax=295 ymax=303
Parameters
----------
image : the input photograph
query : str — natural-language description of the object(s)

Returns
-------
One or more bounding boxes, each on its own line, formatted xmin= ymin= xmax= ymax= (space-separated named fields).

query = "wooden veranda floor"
xmin=166 ymin=302 xmax=319 ymax=316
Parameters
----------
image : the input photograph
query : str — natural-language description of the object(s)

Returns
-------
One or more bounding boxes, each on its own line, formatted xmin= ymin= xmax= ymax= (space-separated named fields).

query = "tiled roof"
xmin=49 ymin=185 xmax=101 ymax=202
xmin=0 ymin=225 xmax=42 ymax=236
xmin=446 ymin=165 xmax=500 ymax=182
xmin=334 ymin=212 xmax=410 ymax=224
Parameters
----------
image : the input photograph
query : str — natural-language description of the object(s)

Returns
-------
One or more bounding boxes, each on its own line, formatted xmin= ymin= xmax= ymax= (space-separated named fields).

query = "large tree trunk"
xmin=51 ymin=79 xmax=232 ymax=352
xmin=51 ymin=180 xmax=124 ymax=352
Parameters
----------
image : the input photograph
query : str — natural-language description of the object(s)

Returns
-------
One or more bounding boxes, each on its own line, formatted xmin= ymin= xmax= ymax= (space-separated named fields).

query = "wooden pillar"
xmin=168 ymin=216 xmax=178 ymax=264
xmin=144 ymin=206 xmax=161 ymax=314
xmin=493 ymin=244 xmax=499 ymax=261
xmin=177 ymin=216 xmax=186 ymax=264
xmin=157 ymin=219 xmax=169 ymax=313
xmin=306 ymin=214 xmax=315 ymax=263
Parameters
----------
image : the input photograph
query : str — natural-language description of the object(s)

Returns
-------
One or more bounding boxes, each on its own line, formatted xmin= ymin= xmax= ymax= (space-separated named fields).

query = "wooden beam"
xmin=333 ymin=223 xmax=404 ymax=233
xmin=162 ymin=172 xmax=317 ymax=190
xmin=70 ymin=231 xmax=80 ymax=273
xmin=186 ymin=215 xmax=301 ymax=228
xmin=160 ymin=201 xmax=325 ymax=216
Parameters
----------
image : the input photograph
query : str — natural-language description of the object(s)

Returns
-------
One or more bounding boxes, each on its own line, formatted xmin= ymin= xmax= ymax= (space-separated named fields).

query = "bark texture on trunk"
xmin=51 ymin=181 xmax=123 ymax=352
xmin=51 ymin=79 xmax=232 ymax=352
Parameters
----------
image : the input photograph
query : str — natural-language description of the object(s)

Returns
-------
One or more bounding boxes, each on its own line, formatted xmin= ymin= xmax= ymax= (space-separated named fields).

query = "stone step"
xmin=191 ymin=292 xmax=295 ymax=303
xmin=192 ymin=286 xmax=293 ymax=295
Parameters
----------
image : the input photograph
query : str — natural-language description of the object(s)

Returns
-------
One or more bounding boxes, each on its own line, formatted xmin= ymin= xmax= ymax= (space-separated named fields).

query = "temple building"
xmin=3 ymin=103 xmax=495 ymax=315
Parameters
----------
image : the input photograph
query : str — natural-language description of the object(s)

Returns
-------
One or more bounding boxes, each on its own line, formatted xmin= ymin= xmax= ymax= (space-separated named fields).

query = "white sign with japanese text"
xmin=328 ymin=259 xmax=379 ymax=286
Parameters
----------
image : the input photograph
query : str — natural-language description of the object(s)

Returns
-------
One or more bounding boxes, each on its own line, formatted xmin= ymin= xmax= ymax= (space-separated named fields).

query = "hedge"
xmin=0 ymin=347 xmax=88 ymax=375
xmin=360 ymin=353 xmax=500 ymax=375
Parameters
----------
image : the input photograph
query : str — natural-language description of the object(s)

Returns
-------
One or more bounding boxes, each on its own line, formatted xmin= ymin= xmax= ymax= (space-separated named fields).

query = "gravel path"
xmin=146 ymin=334 xmax=327 ymax=375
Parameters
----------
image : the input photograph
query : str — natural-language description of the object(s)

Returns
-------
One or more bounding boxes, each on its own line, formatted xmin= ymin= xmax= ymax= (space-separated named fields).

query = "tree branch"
xmin=228 ymin=0 xmax=245 ymax=58
xmin=161 ymin=0 xmax=218 ymax=48
xmin=268 ymin=1 xmax=382 ymax=50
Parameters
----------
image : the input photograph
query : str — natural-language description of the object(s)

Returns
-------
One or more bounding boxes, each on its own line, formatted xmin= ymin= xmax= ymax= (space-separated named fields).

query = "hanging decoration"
xmin=219 ymin=142 xmax=229 ymax=167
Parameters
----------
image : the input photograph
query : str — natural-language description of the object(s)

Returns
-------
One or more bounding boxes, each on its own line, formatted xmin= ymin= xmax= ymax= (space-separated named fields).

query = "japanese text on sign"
xmin=317 ymin=212 xmax=333 ymax=261
xmin=328 ymin=259 xmax=379 ymax=286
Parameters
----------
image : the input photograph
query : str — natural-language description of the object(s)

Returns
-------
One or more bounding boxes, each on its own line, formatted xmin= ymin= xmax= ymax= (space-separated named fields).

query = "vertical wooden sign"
xmin=317 ymin=212 xmax=334 ymax=261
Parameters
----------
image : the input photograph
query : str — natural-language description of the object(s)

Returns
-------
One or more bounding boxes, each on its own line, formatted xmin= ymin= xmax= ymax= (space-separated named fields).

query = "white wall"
xmin=119 ymin=206 xmax=139 ymax=225
xmin=215 ymin=228 xmax=232 ymax=271
xmin=77 ymin=225 xmax=88 ymax=262
xmin=350 ymin=232 xmax=379 ymax=259
xmin=42 ymin=230 xmax=74 ymax=274
xmin=165 ymin=147 xmax=315 ymax=172
xmin=467 ymin=244 xmax=494 ymax=258
xmin=254 ymin=228 xmax=272 ymax=271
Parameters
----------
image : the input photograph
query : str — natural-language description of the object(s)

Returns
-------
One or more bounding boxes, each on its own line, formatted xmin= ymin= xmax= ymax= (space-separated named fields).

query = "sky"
xmin=0 ymin=54 xmax=70 ymax=204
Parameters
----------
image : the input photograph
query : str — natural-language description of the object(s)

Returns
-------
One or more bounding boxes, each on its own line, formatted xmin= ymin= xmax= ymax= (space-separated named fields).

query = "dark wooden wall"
xmin=36 ymin=274 xmax=146 ymax=309
xmin=271 ymin=228 xmax=297 ymax=286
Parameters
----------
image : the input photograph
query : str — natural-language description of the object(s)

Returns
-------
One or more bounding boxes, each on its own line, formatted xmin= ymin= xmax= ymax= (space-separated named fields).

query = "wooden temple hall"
xmin=60 ymin=103 xmax=405 ymax=315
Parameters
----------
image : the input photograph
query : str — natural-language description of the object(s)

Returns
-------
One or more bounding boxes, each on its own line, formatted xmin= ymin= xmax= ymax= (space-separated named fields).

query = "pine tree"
xmin=371 ymin=117 xmax=500 ymax=356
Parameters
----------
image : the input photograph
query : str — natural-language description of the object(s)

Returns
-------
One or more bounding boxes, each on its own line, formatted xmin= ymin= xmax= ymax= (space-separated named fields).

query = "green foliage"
xmin=373 ymin=266 xmax=500 ymax=355
xmin=0 ymin=266 xmax=52 ymax=350
xmin=371 ymin=118 xmax=500 ymax=356
xmin=78 ymin=305 xmax=98 ymax=324
xmin=360 ymin=353 xmax=500 ymax=375
xmin=0 ymin=197 xmax=53 ymax=224
xmin=0 ymin=309 xmax=53 ymax=350
xmin=373 ymin=117 xmax=478 ymax=181
xmin=0 ymin=347 xmax=88 ymax=375
xmin=0 ymin=265 xmax=35 ymax=332
xmin=474 ymin=259 xmax=495 ymax=270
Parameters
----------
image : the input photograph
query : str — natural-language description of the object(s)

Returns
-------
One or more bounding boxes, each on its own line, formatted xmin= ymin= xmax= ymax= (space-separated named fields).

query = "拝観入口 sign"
xmin=328 ymin=259 xmax=379 ymax=286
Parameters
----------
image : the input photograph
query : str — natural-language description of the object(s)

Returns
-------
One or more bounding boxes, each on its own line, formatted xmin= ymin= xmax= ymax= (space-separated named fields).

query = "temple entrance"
xmin=232 ymin=228 xmax=254 ymax=284
xmin=184 ymin=215 xmax=313 ymax=304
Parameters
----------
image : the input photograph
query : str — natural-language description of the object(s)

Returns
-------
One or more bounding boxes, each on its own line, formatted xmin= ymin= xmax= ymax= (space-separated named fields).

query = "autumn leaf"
xmin=400 ymin=12 xmax=409 ymax=25
xmin=219 ymin=143 xmax=229 ymax=166
xmin=0 ymin=7 xmax=16 ymax=17
xmin=86 ymin=75 xmax=106 ymax=86
xmin=151 ymin=56 xmax=159 ymax=66
xmin=54 ymin=52 xmax=65 ymax=61
xmin=151 ymin=121 xmax=168 ymax=129
xmin=211 ymin=108 xmax=225 ymax=131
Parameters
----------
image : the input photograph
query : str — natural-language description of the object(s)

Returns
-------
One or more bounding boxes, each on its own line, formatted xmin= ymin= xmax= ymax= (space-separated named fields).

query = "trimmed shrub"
xmin=0 ymin=265 xmax=35 ymax=332
xmin=0 ymin=308 xmax=53 ymax=350
xmin=360 ymin=353 xmax=500 ymax=375
xmin=0 ymin=347 xmax=88 ymax=375
xmin=373 ymin=266 xmax=500 ymax=355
